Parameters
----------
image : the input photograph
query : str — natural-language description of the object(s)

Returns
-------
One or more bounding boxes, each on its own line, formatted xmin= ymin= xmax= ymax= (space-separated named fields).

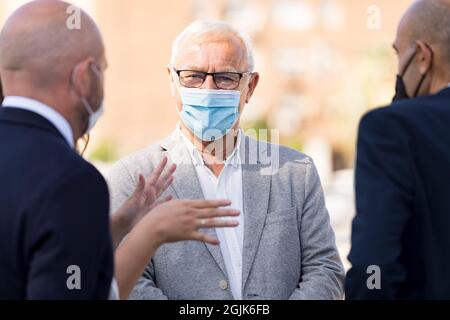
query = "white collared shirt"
xmin=2 ymin=96 xmax=74 ymax=148
xmin=179 ymin=127 xmax=244 ymax=300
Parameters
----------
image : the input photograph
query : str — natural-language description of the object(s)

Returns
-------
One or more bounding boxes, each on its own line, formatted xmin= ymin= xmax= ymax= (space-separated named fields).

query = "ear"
xmin=167 ymin=65 xmax=177 ymax=97
xmin=244 ymin=72 xmax=260 ymax=104
xmin=416 ymin=40 xmax=433 ymax=75
xmin=72 ymin=57 xmax=96 ymax=97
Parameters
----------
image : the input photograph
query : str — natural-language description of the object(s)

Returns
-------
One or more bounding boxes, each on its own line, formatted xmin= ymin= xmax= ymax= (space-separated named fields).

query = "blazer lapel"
xmin=159 ymin=129 xmax=228 ymax=277
xmin=241 ymin=135 xmax=272 ymax=289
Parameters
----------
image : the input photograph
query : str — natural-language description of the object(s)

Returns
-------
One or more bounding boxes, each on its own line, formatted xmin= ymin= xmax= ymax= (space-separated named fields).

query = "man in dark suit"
xmin=0 ymin=0 xmax=113 ymax=299
xmin=346 ymin=0 xmax=450 ymax=299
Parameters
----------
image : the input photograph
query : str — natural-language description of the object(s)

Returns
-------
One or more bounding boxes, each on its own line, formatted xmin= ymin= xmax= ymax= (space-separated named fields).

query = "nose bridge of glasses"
xmin=202 ymin=73 xmax=219 ymax=90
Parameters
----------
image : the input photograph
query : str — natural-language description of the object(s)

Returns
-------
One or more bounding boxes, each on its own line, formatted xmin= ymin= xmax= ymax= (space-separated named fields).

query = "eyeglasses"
xmin=174 ymin=68 xmax=250 ymax=90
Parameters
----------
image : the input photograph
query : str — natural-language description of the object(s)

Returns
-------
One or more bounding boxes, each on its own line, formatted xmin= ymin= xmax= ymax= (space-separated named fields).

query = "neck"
xmin=67 ymin=106 xmax=87 ymax=144
xmin=180 ymin=123 xmax=239 ymax=176
xmin=429 ymin=73 xmax=450 ymax=95
xmin=181 ymin=124 xmax=238 ymax=159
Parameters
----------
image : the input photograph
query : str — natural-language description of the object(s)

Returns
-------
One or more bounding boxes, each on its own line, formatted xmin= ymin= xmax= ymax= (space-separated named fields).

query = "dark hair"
xmin=76 ymin=134 xmax=90 ymax=156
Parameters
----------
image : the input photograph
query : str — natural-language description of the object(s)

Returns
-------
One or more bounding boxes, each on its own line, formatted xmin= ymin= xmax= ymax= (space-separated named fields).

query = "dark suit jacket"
xmin=0 ymin=107 xmax=113 ymax=299
xmin=346 ymin=87 xmax=450 ymax=299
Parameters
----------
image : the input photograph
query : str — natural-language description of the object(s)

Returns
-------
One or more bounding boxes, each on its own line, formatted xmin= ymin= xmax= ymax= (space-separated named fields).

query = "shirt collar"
xmin=178 ymin=124 xmax=242 ymax=168
xmin=2 ymin=96 xmax=74 ymax=148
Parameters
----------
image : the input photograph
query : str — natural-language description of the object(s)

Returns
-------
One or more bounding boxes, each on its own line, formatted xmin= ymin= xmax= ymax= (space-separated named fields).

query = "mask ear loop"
xmin=71 ymin=64 xmax=92 ymax=155
xmin=77 ymin=64 xmax=103 ymax=156
xmin=71 ymin=63 xmax=96 ymax=115
xmin=400 ymin=48 xmax=418 ymax=77
xmin=413 ymin=44 xmax=434 ymax=98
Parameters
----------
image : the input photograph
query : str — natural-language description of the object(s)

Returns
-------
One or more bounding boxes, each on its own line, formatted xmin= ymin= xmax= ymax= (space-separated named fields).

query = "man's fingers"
xmin=192 ymin=232 xmax=220 ymax=245
xmin=165 ymin=163 xmax=177 ymax=177
xmin=188 ymin=199 xmax=232 ymax=209
xmin=147 ymin=156 xmax=168 ymax=185
xmin=197 ymin=218 xmax=239 ymax=229
xmin=196 ymin=208 xmax=240 ymax=219
xmin=155 ymin=171 xmax=175 ymax=197
xmin=133 ymin=174 xmax=146 ymax=195
xmin=160 ymin=175 xmax=174 ymax=193
xmin=158 ymin=163 xmax=176 ymax=181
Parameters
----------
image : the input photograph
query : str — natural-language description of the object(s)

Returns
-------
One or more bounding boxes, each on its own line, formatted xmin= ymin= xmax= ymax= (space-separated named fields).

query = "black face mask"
xmin=393 ymin=45 xmax=433 ymax=102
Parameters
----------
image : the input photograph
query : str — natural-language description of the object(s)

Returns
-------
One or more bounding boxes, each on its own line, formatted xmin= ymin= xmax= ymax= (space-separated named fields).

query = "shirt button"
xmin=219 ymin=280 xmax=228 ymax=290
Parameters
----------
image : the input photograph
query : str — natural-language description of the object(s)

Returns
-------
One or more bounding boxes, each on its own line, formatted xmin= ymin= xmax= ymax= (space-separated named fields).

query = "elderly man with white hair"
xmin=107 ymin=20 xmax=345 ymax=300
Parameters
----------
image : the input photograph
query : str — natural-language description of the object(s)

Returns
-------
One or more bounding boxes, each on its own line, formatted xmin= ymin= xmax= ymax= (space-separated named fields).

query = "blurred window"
xmin=273 ymin=47 xmax=307 ymax=76
xmin=272 ymin=0 xmax=316 ymax=32
xmin=319 ymin=0 xmax=345 ymax=31
xmin=225 ymin=0 xmax=265 ymax=35
xmin=273 ymin=94 xmax=305 ymax=135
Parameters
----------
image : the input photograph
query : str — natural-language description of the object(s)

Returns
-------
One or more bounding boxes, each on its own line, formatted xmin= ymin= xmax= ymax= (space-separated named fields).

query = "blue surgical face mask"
xmin=72 ymin=63 xmax=104 ymax=134
xmin=81 ymin=96 xmax=104 ymax=133
xmin=179 ymin=87 xmax=241 ymax=141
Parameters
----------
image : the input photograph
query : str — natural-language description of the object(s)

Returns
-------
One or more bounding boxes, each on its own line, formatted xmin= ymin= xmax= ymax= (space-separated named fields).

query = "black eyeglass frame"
xmin=173 ymin=68 xmax=251 ymax=90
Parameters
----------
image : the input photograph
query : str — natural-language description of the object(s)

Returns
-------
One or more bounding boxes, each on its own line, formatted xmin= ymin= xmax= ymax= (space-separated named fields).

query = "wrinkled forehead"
xmin=174 ymin=33 xmax=249 ymax=72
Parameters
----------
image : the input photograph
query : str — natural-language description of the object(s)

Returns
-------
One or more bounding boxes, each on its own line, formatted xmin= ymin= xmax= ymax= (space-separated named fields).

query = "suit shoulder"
xmin=245 ymin=135 xmax=313 ymax=166
xmin=33 ymin=156 xmax=109 ymax=226
xmin=59 ymin=146 xmax=106 ymax=185
xmin=278 ymin=144 xmax=313 ymax=165
xmin=361 ymin=94 xmax=442 ymax=127
xmin=359 ymin=104 xmax=413 ymax=134
xmin=31 ymin=137 xmax=105 ymax=188
xmin=78 ymin=159 xmax=107 ymax=184
xmin=114 ymin=141 xmax=163 ymax=169
xmin=56 ymin=158 xmax=108 ymax=197
xmin=360 ymin=105 xmax=395 ymax=123
xmin=106 ymin=140 xmax=164 ymax=188
xmin=358 ymin=105 xmax=417 ymax=152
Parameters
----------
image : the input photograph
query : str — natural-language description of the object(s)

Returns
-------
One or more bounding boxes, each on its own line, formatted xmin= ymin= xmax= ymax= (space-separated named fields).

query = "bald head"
xmin=0 ymin=0 xmax=107 ymax=142
xmin=399 ymin=0 xmax=450 ymax=62
xmin=0 ymin=0 xmax=104 ymax=87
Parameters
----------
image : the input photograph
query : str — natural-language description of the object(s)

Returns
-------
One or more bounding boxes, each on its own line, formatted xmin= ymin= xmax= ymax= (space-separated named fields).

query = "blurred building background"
xmin=1 ymin=0 xmax=414 ymax=269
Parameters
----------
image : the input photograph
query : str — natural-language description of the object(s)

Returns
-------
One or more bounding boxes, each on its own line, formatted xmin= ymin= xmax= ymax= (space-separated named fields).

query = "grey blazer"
xmin=107 ymin=130 xmax=345 ymax=300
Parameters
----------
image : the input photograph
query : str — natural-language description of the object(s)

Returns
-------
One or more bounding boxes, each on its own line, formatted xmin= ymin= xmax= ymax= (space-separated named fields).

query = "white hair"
xmin=170 ymin=20 xmax=255 ymax=72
